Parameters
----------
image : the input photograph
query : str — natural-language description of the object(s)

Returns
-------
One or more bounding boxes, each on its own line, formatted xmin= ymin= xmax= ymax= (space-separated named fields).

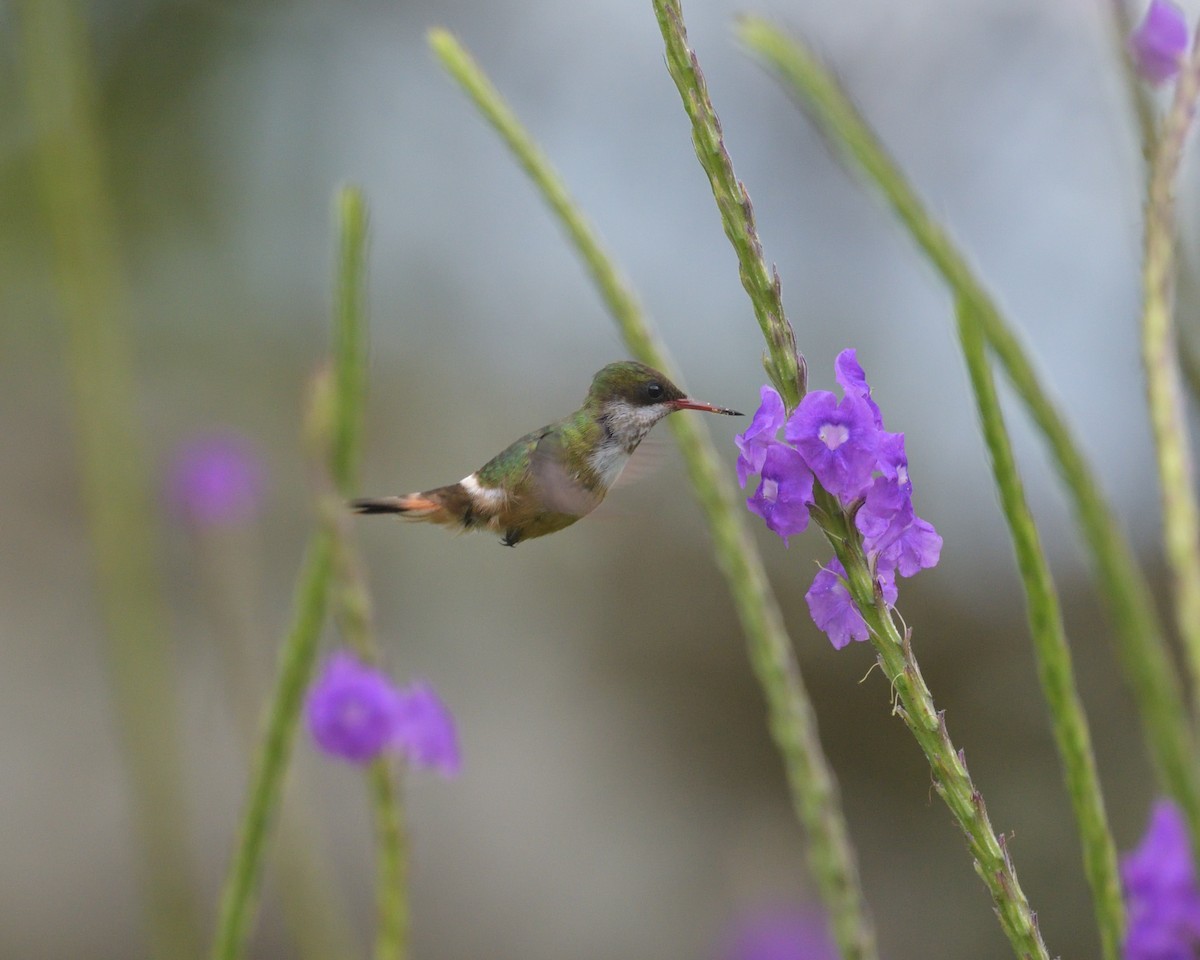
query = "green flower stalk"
xmin=429 ymin=28 xmax=878 ymax=960
xmin=736 ymin=15 xmax=1200 ymax=856
xmin=737 ymin=352 xmax=1047 ymax=959
xmin=651 ymin=0 xmax=806 ymax=410
xmin=19 ymin=2 xmax=202 ymax=957
xmin=956 ymin=297 xmax=1124 ymax=960
xmin=653 ymin=1 xmax=1053 ymax=953
xmin=323 ymin=187 xmax=410 ymax=960
xmin=1139 ymin=26 xmax=1200 ymax=725
xmin=823 ymin=508 xmax=1051 ymax=960
xmin=210 ymin=189 xmax=408 ymax=960
xmin=209 ymin=533 xmax=334 ymax=960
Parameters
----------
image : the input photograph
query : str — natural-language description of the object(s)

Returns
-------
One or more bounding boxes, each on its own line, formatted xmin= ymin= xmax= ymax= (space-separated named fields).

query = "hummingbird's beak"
xmin=672 ymin=397 xmax=743 ymax=416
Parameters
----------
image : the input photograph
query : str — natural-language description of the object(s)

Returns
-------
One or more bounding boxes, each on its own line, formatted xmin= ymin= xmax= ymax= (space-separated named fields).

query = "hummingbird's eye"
xmin=645 ymin=382 xmax=664 ymax=401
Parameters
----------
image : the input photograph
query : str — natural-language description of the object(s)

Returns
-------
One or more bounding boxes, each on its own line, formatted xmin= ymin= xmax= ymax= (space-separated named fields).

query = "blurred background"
xmin=3 ymin=0 xmax=1195 ymax=957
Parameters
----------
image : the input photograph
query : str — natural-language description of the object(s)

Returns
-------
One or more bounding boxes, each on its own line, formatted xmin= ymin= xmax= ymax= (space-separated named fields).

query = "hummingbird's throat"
xmin=599 ymin=399 xmax=675 ymax=453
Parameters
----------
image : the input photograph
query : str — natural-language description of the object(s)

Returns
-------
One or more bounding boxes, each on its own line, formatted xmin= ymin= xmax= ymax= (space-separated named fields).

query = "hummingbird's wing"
xmin=529 ymin=431 xmax=604 ymax=519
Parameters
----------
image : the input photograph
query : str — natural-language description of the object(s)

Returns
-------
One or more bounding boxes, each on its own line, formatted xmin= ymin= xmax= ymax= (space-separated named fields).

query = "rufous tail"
xmin=351 ymin=493 xmax=447 ymax=521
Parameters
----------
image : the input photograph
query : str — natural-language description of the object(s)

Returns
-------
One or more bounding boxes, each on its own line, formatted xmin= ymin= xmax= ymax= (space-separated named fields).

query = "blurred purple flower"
xmin=747 ymin=442 xmax=814 ymax=544
xmin=168 ymin=431 xmax=265 ymax=526
xmin=718 ymin=904 xmax=836 ymax=960
xmin=307 ymin=652 xmax=404 ymax=765
xmin=736 ymin=385 xmax=788 ymax=487
xmin=1122 ymin=799 xmax=1200 ymax=959
xmin=393 ymin=680 xmax=462 ymax=777
xmin=785 ymin=391 xmax=879 ymax=503
xmin=306 ymin=651 xmax=462 ymax=774
xmin=1131 ymin=0 xmax=1189 ymax=85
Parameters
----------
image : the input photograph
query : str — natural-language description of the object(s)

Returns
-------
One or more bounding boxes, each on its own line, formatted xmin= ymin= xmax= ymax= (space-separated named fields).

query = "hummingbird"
xmin=352 ymin=360 xmax=742 ymax=546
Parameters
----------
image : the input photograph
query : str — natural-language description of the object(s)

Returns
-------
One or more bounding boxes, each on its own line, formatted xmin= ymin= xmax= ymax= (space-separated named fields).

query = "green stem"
xmin=737 ymin=14 xmax=1200 ymax=848
xmin=209 ymin=534 xmax=335 ymax=960
xmin=324 ymin=187 xmax=410 ymax=960
xmin=650 ymin=1 xmax=1050 ymax=948
xmin=1139 ymin=30 xmax=1200 ymax=722
xmin=19 ymin=3 xmax=202 ymax=957
xmin=210 ymin=186 xmax=409 ymax=960
xmin=812 ymin=492 xmax=1051 ymax=960
xmin=955 ymin=297 xmax=1124 ymax=960
xmin=197 ymin=532 xmax=361 ymax=960
xmin=658 ymin=0 xmax=809 ymax=408
xmin=430 ymin=28 xmax=877 ymax=960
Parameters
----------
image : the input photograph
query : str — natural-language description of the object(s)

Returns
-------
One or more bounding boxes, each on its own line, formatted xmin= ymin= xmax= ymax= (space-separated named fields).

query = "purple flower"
xmin=878 ymin=516 xmax=943 ymax=579
xmin=736 ymin=385 xmax=788 ymax=486
xmin=718 ymin=904 xmax=836 ymax=960
xmin=747 ymin=442 xmax=814 ymax=543
xmin=306 ymin=652 xmax=403 ymax=765
xmin=834 ymin=348 xmax=882 ymax=428
xmin=856 ymin=434 xmax=914 ymax=553
xmin=1131 ymin=0 xmax=1189 ymax=85
xmin=785 ymin=391 xmax=879 ymax=503
xmin=805 ymin=557 xmax=897 ymax=650
xmin=1122 ymin=799 xmax=1200 ymax=959
xmin=734 ymin=351 xmax=940 ymax=640
xmin=393 ymin=680 xmax=462 ymax=776
xmin=168 ymin=431 xmax=265 ymax=526
xmin=306 ymin=652 xmax=462 ymax=774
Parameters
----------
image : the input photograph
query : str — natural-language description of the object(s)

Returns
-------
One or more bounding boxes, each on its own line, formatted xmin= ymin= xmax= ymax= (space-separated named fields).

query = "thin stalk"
xmin=737 ymin=15 xmax=1200 ymax=851
xmin=209 ymin=533 xmax=335 ymax=960
xmin=430 ymin=28 xmax=878 ymax=960
xmin=650 ymin=0 xmax=805 ymax=409
xmin=813 ymin=490 xmax=1051 ymax=960
xmin=19 ymin=3 xmax=201 ymax=957
xmin=324 ymin=186 xmax=409 ymax=960
xmin=652 ymin=2 xmax=1049 ymax=952
xmin=1138 ymin=29 xmax=1200 ymax=721
xmin=956 ymin=297 xmax=1124 ymax=960
xmin=196 ymin=530 xmax=361 ymax=960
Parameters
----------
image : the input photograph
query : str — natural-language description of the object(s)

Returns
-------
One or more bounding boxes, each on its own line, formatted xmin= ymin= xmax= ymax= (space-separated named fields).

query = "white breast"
xmin=587 ymin=441 xmax=633 ymax=489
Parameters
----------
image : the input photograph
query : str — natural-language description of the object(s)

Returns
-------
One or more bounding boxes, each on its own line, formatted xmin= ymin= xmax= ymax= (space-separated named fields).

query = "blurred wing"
xmin=610 ymin=436 xmax=669 ymax=489
xmin=530 ymin=432 xmax=603 ymax=518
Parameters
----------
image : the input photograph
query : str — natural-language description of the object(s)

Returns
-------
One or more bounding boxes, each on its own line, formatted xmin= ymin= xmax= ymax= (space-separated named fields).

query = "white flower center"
xmin=762 ymin=477 xmax=779 ymax=502
xmin=818 ymin=422 xmax=849 ymax=451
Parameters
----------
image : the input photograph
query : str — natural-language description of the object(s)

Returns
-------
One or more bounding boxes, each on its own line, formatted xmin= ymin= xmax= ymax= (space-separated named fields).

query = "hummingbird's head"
xmin=585 ymin=362 xmax=742 ymax=452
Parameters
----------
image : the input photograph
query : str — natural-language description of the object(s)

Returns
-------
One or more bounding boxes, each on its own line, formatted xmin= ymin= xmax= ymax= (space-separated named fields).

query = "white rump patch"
xmin=460 ymin=473 xmax=505 ymax=510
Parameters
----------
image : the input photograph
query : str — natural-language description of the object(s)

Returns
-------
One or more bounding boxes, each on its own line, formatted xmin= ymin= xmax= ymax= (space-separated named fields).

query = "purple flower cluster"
xmin=1122 ymin=800 xmax=1200 ymax=959
xmin=1131 ymin=0 xmax=1189 ymax=85
xmin=305 ymin=651 xmax=461 ymax=775
xmin=736 ymin=350 xmax=941 ymax=649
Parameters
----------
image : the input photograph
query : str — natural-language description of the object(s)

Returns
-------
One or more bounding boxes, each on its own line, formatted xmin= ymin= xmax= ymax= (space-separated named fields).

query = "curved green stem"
xmin=956 ymin=297 xmax=1123 ymax=960
xmin=209 ymin=534 xmax=334 ymax=960
xmin=1139 ymin=30 xmax=1200 ymax=722
xmin=430 ymin=28 xmax=877 ymax=960
xmin=20 ymin=3 xmax=201 ymax=956
xmin=325 ymin=187 xmax=410 ymax=960
xmin=813 ymin=490 xmax=1051 ymax=960
xmin=652 ymin=0 xmax=807 ymax=409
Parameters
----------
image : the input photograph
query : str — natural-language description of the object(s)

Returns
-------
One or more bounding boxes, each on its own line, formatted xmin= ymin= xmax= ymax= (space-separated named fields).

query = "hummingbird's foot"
xmin=501 ymin=529 xmax=522 ymax=547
